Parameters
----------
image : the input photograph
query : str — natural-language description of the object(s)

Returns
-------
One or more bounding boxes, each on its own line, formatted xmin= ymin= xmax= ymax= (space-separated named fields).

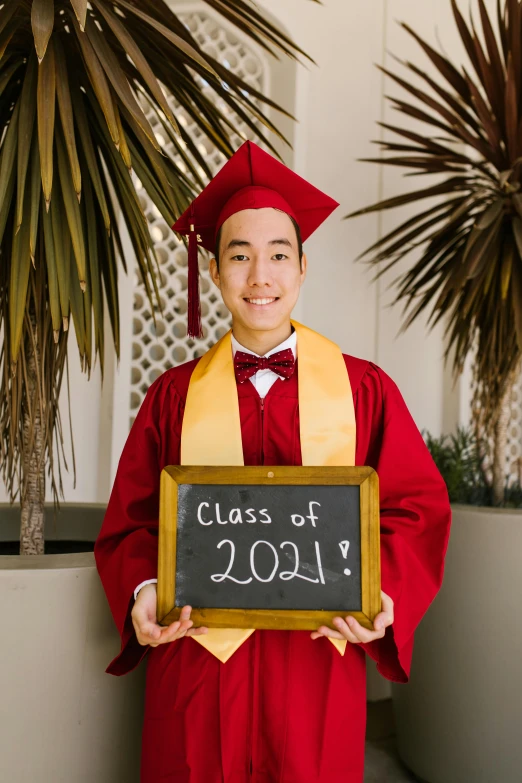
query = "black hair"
xmin=214 ymin=214 xmax=303 ymax=270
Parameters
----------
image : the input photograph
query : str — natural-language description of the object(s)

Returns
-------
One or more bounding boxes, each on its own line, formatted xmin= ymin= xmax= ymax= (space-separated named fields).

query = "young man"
xmin=95 ymin=141 xmax=451 ymax=782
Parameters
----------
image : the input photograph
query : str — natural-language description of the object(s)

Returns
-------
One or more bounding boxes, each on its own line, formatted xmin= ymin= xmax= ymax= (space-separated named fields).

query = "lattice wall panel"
xmin=130 ymin=9 xmax=267 ymax=423
xmin=506 ymin=373 xmax=522 ymax=486
xmin=478 ymin=369 xmax=522 ymax=490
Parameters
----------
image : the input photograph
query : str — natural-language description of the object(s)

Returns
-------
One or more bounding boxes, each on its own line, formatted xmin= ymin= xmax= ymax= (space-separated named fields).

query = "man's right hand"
xmin=131 ymin=583 xmax=208 ymax=647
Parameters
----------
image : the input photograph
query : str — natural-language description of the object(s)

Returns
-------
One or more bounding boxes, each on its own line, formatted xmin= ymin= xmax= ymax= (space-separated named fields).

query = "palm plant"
xmin=0 ymin=0 xmax=313 ymax=554
xmin=347 ymin=0 xmax=522 ymax=505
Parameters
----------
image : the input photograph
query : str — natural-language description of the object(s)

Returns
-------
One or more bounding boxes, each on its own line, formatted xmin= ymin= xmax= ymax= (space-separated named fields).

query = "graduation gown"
xmin=94 ymin=354 xmax=451 ymax=782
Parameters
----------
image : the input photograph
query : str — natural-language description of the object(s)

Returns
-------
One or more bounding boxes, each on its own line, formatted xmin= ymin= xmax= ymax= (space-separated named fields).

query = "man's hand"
xmin=131 ymin=584 xmax=208 ymax=647
xmin=310 ymin=590 xmax=394 ymax=644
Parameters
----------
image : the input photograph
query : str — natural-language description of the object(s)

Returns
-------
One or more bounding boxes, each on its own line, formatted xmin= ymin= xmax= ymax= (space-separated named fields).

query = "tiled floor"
xmin=364 ymin=737 xmax=420 ymax=782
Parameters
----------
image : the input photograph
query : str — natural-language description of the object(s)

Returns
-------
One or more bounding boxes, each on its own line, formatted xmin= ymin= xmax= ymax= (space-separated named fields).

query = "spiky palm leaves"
xmin=0 ymin=0 xmax=310 ymax=550
xmin=347 ymin=0 xmax=522 ymax=456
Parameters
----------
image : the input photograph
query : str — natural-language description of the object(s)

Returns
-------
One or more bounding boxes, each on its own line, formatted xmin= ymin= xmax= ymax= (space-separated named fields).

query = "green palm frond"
xmin=347 ymin=0 xmax=522 ymax=432
xmin=0 ymin=0 xmax=311 ymax=510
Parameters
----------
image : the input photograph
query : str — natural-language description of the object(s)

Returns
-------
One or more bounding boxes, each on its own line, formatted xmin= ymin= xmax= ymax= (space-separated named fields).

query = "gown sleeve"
xmin=94 ymin=373 xmax=182 ymax=676
xmin=356 ymin=363 xmax=452 ymax=683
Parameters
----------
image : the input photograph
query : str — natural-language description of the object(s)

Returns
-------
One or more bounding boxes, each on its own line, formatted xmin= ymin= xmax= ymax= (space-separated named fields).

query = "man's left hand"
xmin=311 ymin=590 xmax=394 ymax=644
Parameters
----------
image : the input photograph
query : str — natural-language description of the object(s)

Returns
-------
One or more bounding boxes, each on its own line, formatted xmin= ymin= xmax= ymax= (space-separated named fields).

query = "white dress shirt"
xmin=133 ymin=329 xmax=298 ymax=600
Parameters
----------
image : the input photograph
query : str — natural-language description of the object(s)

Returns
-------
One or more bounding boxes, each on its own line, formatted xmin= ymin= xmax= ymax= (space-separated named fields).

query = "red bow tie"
xmin=234 ymin=348 xmax=295 ymax=383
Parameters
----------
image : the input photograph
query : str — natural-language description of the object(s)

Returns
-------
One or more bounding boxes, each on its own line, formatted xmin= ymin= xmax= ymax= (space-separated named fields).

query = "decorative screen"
xmin=506 ymin=375 xmax=522 ymax=487
xmin=129 ymin=8 xmax=267 ymax=421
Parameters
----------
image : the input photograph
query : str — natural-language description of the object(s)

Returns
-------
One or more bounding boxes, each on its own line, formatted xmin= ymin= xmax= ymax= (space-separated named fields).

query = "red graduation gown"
xmin=94 ymin=354 xmax=451 ymax=782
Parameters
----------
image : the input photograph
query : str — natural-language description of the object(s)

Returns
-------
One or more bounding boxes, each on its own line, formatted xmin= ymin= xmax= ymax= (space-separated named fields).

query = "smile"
xmin=244 ymin=297 xmax=279 ymax=306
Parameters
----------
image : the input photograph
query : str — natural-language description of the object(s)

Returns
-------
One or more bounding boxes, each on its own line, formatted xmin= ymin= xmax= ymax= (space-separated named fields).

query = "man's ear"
xmin=209 ymin=257 xmax=220 ymax=288
xmin=300 ymin=252 xmax=308 ymax=285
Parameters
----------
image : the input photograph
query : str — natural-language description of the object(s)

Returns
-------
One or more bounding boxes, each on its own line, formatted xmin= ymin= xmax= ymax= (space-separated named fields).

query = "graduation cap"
xmin=171 ymin=140 xmax=339 ymax=338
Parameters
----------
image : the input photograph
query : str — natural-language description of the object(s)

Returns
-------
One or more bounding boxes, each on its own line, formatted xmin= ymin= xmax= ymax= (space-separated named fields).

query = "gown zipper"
xmin=250 ymin=394 xmax=265 ymax=779
xmin=260 ymin=396 xmax=265 ymax=464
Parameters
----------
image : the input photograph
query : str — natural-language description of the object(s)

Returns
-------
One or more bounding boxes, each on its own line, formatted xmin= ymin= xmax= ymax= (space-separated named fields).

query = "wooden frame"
xmin=157 ymin=465 xmax=380 ymax=631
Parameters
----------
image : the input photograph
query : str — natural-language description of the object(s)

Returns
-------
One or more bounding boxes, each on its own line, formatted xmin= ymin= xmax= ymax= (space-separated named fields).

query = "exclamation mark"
xmin=339 ymin=540 xmax=351 ymax=576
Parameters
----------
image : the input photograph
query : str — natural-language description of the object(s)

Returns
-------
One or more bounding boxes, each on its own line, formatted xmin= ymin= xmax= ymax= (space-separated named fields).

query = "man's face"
xmin=209 ymin=207 xmax=307 ymax=334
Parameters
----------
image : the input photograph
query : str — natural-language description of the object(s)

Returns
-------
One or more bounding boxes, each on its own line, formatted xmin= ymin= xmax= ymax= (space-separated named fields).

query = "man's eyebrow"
xmin=225 ymin=239 xmax=252 ymax=250
xmin=268 ymin=238 xmax=293 ymax=247
xmin=225 ymin=237 xmax=293 ymax=250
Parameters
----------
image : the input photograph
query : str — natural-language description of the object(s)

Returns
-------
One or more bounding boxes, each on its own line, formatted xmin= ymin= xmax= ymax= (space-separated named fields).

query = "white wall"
xmin=1 ymin=0 xmax=475 ymax=506
xmin=259 ymin=0 xmax=479 ymax=437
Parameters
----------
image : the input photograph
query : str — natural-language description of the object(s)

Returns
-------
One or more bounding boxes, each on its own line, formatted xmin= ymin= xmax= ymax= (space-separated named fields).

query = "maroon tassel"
xmin=187 ymin=223 xmax=203 ymax=338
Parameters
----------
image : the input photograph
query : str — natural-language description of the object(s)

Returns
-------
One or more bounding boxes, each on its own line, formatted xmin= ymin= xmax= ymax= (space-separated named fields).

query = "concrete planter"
xmin=0 ymin=504 xmax=144 ymax=783
xmin=392 ymin=504 xmax=522 ymax=783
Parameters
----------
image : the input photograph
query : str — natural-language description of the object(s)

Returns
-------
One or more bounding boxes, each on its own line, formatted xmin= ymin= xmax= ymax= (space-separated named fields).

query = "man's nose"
xmin=247 ymin=258 xmax=273 ymax=287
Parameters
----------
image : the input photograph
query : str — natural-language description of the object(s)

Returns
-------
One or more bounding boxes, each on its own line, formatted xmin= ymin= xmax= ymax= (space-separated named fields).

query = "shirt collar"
xmin=231 ymin=328 xmax=297 ymax=359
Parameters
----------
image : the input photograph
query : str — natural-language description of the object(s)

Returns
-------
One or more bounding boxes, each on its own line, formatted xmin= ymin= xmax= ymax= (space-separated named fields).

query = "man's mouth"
xmin=243 ymin=297 xmax=279 ymax=306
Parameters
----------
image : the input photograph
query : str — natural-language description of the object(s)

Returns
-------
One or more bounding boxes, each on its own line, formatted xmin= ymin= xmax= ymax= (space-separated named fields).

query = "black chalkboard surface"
xmin=158 ymin=466 xmax=380 ymax=631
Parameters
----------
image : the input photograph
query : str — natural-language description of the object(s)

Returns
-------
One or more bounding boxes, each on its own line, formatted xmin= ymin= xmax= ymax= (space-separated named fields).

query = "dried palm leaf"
xmin=0 ymin=0 xmax=310 ymax=553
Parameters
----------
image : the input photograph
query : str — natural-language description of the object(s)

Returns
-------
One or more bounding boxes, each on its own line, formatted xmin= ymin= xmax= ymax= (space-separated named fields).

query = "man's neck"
xmin=231 ymin=321 xmax=293 ymax=356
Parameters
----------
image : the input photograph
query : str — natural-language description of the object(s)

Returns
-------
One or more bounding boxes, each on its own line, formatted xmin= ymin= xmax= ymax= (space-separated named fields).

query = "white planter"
xmin=392 ymin=504 xmax=522 ymax=783
xmin=0 ymin=505 xmax=144 ymax=783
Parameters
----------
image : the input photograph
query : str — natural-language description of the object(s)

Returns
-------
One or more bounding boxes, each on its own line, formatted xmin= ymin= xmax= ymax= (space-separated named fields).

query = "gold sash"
xmin=180 ymin=320 xmax=356 ymax=662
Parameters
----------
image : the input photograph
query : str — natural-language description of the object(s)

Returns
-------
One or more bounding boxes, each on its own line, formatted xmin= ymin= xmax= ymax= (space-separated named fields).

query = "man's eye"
xmin=232 ymin=254 xmax=248 ymax=261
xmin=273 ymin=254 xmax=288 ymax=261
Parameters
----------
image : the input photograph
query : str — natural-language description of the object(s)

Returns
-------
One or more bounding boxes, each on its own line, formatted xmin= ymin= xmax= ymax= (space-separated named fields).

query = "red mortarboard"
xmin=172 ymin=140 xmax=339 ymax=338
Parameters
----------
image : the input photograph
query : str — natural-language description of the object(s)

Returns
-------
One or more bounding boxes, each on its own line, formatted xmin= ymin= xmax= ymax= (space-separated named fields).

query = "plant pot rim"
xmin=0 ymin=502 xmax=105 ymax=569
xmin=0 ymin=501 xmax=106 ymax=510
xmin=0 ymin=551 xmax=95 ymax=571
xmin=450 ymin=502 xmax=522 ymax=516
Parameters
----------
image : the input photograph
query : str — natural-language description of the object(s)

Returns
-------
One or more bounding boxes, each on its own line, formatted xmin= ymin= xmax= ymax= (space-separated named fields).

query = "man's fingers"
xmin=310 ymin=627 xmax=345 ymax=641
xmin=156 ymin=607 xmax=193 ymax=642
xmin=135 ymin=604 xmax=208 ymax=646
xmin=380 ymin=590 xmax=394 ymax=623
xmin=159 ymin=620 xmax=193 ymax=642
xmin=333 ymin=617 xmax=364 ymax=643
xmin=135 ymin=617 xmax=181 ymax=645
xmin=144 ymin=607 xmax=193 ymax=644
xmin=148 ymin=620 xmax=193 ymax=647
xmin=373 ymin=610 xmax=392 ymax=632
xmin=370 ymin=589 xmax=394 ymax=634
xmin=186 ymin=626 xmax=209 ymax=637
xmin=133 ymin=604 xmax=200 ymax=647
xmin=343 ymin=615 xmax=385 ymax=643
xmin=311 ymin=615 xmax=387 ymax=645
xmin=133 ymin=618 xmax=162 ymax=642
xmin=158 ymin=621 xmax=183 ymax=639
xmin=141 ymin=622 xmax=174 ymax=644
xmin=311 ymin=595 xmax=395 ymax=647
xmin=311 ymin=622 xmax=360 ymax=644
xmin=131 ymin=600 xmax=160 ymax=637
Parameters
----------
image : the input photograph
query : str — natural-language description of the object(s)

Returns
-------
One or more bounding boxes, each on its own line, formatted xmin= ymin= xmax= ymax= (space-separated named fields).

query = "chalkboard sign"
xmin=157 ymin=466 xmax=380 ymax=631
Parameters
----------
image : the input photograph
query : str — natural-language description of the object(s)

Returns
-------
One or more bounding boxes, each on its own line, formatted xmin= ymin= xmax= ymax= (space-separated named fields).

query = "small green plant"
xmin=424 ymin=426 xmax=522 ymax=508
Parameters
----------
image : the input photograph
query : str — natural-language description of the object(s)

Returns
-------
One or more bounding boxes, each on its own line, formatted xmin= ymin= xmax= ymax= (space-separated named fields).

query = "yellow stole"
xmin=180 ymin=319 xmax=356 ymax=662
